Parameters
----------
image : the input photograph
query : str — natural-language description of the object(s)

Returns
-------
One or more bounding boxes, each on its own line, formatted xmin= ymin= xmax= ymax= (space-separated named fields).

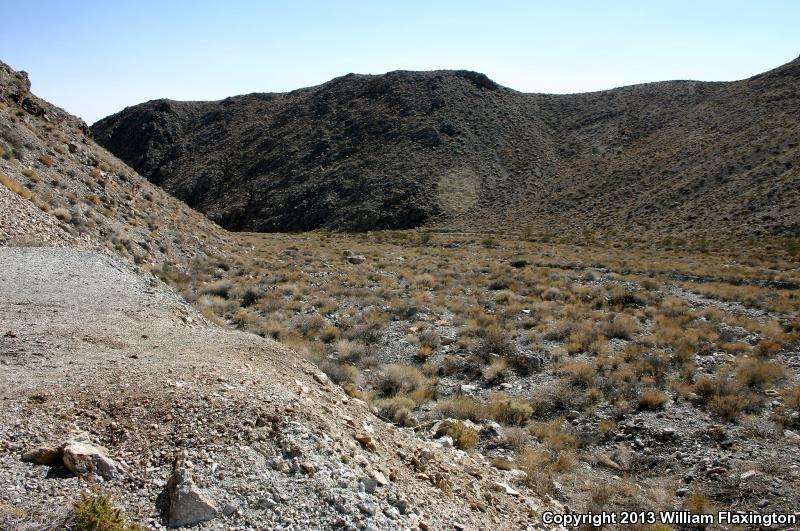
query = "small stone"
xmin=358 ymin=501 xmax=376 ymax=515
xmin=354 ymin=434 xmax=376 ymax=451
xmin=347 ymin=255 xmax=366 ymax=265
xmin=493 ymin=482 xmax=520 ymax=496
xmin=757 ymin=499 xmax=769 ymax=508
xmin=372 ymin=470 xmax=388 ymax=486
xmin=676 ymin=488 xmax=689 ymax=497
xmin=360 ymin=477 xmax=377 ymax=494
xmin=21 ymin=446 xmax=62 ymax=466
xmin=222 ymin=504 xmax=237 ymax=516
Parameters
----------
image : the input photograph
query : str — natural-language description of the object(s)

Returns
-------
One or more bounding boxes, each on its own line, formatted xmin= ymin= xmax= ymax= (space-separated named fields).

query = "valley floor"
xmin=155 ymin=230 xmax=800 ymax=525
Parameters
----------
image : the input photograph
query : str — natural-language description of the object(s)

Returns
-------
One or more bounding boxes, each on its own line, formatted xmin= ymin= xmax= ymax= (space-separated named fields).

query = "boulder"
xmin=166 ymin=452 xmax=219 ymax=528
xmin=22 ymin=432 xmax=120 ymax=481
xmin=62 ymin=438 xmax=120 ymax=480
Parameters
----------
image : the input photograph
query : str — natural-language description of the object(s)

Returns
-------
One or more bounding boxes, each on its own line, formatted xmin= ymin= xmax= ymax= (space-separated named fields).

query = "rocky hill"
xmin=92 ymin=57 xmax=800 ymax=239
xmin=0 ymin=60 xmax=229 ymax=269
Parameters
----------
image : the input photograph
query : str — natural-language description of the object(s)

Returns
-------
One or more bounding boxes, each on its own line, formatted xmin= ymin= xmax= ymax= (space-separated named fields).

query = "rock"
xmin=784 ymin=430 xmax=800 ymax=444
xmin=166 ymin=452 xmax=219 ymax=528
xmin=21 ymin=446 xmax=62 ymax=466
xmin=676 ymin=487 xmax=689 ymax=497
xmin=360 ymin=477 xmax=378 ymax=494
xmin=459 ymin=384 xmax=478 ymax=395
xmin=439 ymin=436 xmax=454 ymax=448
xmin=757 ymin=498 xmax=769 ymax=508
xmin=662 ymin=427 xmax=676 ymax=438
xmin=222 ymin=503 xmax=238 ymax=516
xmin=62 ymin=435 xmax=120 ymax=480
xmin=346 ymin=255 xmax=366 ymax=265
xmin=354 ymin=434 xmax=376 ymax=451
xmin=358 ymin=501 xmax=376 ymax=515
xmin=493 ymin=482 xmax=520 ymax=496
xmin=372 ymin=470 xmax=388 ymax=486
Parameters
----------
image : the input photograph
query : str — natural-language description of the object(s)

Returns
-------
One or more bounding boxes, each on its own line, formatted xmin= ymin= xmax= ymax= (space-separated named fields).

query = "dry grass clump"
xmin=601 ymin=313 xmax=640 ymax=339
xmin=735 ymin=358 xmax=788 ymax=389
xmin=638 ymin=388 xmax=669 ymax=410
xmin=446 ymin=421 xmax=480 ymax=449
xmin=375 ymin=364 xmax=435 ymax=404
xmin=73 ymin=487 xmax=141 ymax=531
xmin=483 ymin=358 xmax=508 ymax=383
xmin=0 ymin=173 xmax=32 ymax=199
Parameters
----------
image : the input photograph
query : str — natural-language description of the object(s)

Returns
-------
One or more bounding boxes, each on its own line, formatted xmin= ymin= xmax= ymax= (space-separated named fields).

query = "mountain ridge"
xmin=92 ymin=57 xmax=800 ymax=238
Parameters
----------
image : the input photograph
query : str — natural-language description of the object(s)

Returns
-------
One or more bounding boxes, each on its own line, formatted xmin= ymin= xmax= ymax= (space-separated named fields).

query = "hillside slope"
xmin=92 ymin=57 xmax=800 ymax=239
xmin=0 ymin=60 xmax=229 ymax=269
xmin=0 ymin=247 xmax=554 ymax=529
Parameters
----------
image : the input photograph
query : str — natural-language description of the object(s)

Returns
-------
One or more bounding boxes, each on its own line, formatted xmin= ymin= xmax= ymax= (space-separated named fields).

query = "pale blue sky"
xmin=1 ymin=0 xmax=797 ymax=124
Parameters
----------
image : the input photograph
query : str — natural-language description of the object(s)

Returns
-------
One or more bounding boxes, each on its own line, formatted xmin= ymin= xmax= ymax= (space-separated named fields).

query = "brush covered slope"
xmin=92 ymin=57 xmax=800 ymax=239
xmin=0 ymin=60 xmax=228 ymax=268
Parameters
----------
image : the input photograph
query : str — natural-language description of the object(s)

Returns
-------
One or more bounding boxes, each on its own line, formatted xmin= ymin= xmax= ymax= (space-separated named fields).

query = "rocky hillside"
xmin=92 ymin=57 xmax=800 ymax=239
xmin=0 ymin=60 xmax=229 ymax=269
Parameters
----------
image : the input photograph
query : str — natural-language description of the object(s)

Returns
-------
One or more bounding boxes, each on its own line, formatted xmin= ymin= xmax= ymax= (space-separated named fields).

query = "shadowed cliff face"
xmin=93 ymin=59 xmax=800 ymax=238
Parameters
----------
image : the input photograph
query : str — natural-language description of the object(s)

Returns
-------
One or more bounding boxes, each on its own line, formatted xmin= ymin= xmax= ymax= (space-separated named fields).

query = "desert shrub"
xmin=319 ymin=325 xmax=340 ymax=343
xmin=419 ymin=329 xmax=441 ymax=349
xmin=753 ymin=339 xmax=781 ymax=358
xmin=334 ymin=339 xmax=369 ymax=364
xmin=502 ymin=426 xmax=529 ymax=451
xmin=638 ymin=388 xmax=668 ymax=410
xmin=201 ymin=279 xmax=232 ymax=298
xmin=375 ymin=364 xmax=433 ymax=401
xmin=415 ymin=345 xmax=434 ymax=361
xmin=478 ymin=325 xmax=513 ymax=358
xmin=692 ymin=376 xmax=719 ymax=404
xmin=598 ymin=418 xmax=617 ymax=437
xmin=602 ymin=313 xmax=640 ymax=340
xmin=516 ymin=448 xmax=553 ymax=489
xmin=483 ymin=358 xmax=508 ymax=383
xmin=559 ymin=361 xmax=596 ymax=388
xmin=736 ymin=359 xmax=788 ymax=389
xmin=488 ymin=396 xmax=533 ymax=425
xmin=38 ymin=154 xmax=54 ymax=167
xmin=230 ymin=285 xmax=262 ymax=307
xmin=320 ymin=360 xmax=360 ymax=385
xmin=447 ymin=421 xmax=479 ymax=449
xmin=0 ymin=174 xmax=32 ymax=199
xmin=73 ymin=487 xmax=141 ymax=531
xmin=708 ymin=394 xmax=746 ymax=422
xmin=685 ymin=494 xmax=715 ymax=515
xmin=437 ymin=396 xmax=485 ymax=422
xmin=293 ymin=313 xmax=325 ymax=336
xmin=783 ymin=384 xmax=800 ymax=412
xmin=52 ymin=207 xmax=72 ymax=222
xmin=372 ymin=396 xmax=415 ymax=425
xmin=529 ymin=419 xmax=577 ymax=452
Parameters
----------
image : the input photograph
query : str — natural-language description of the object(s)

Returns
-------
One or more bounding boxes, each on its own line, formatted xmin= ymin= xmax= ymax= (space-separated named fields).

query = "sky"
xmin=1 ymin=0 xmax=798 ymax=124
